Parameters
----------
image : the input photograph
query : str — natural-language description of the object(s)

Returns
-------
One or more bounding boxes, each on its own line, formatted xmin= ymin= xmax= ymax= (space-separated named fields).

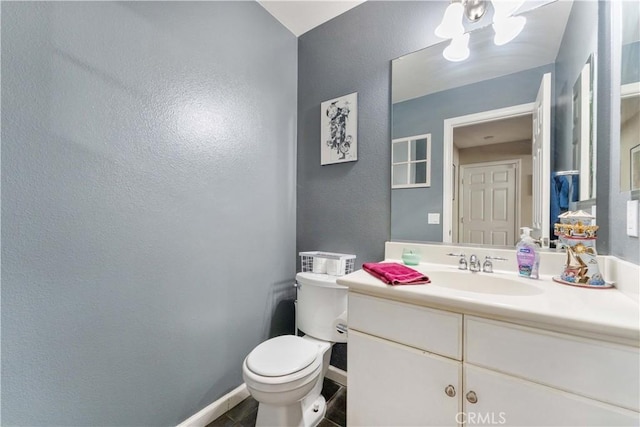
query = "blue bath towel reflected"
xmin=551 ymin=173 xmax=579 ymax=235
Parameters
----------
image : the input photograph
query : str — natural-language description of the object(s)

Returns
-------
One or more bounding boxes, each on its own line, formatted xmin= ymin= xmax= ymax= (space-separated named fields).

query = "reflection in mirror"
xmin=620 ymin=0 xmax=640 ymax=193
xmin=391 ymin=0 xmax=598 ymax=247
xmin=572 ymin=54 xmax=596 ymax=200
xmin=392 ymin=134 xmax=432 ymax=188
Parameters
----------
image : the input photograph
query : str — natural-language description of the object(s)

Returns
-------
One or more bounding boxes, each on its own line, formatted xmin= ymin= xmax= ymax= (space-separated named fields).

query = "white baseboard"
xmin=325 ymin=365 xmax=347 ymax=387
xmin=177 ymin=383 xmax=249 ymax=427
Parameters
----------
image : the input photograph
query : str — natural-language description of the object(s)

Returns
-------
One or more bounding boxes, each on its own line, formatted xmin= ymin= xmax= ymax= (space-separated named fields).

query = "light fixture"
xmin=435 ymin=2 xmax=465 ymax=39
xmin=436 ymin=0 xmax=488 ymax=40
xmin=493 ymin=15 xmax=526 ymax=45
xmin=435 ymin=0 xmax=527 ymax=62
xmin=443 ymin=33 xmax=470 ymax=62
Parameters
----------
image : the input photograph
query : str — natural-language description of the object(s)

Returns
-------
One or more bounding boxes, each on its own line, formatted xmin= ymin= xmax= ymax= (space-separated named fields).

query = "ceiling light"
xmin=443 ymin=33 xmax=470 ymax=62
xmin=435 ymin=2 xmax=465 ymax=39
xmin=493 ymin=15 xmax=526 ymax=45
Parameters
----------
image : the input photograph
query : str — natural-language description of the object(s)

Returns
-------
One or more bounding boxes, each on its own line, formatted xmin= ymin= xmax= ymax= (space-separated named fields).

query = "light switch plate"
xmin=627 ymin=200 xmax=639 ymax=237
xmin=428 ymin=213 xmax=440 ymax=224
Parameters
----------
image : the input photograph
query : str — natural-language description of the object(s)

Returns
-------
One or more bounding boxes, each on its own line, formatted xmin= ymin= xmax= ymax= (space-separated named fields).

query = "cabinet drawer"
xmin=465 ymin=316 xmax=640 ymax=411
xmin=349 ymin=292 xmax=462 ymax=359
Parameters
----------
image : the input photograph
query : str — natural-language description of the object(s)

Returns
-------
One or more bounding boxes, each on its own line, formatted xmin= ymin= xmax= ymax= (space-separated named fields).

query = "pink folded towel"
xmin=362 ymin=262 xmax=431 ymax=286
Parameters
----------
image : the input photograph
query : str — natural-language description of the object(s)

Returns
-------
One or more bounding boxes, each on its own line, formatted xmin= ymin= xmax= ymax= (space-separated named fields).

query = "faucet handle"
xmin=446 ymin=253 xmax=468 ymax=270
xmin=482 ymin=256 xmax=507 ymax=273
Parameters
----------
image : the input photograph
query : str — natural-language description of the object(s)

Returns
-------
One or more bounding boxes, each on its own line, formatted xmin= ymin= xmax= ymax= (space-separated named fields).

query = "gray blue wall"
xmin=297 ymin=1 xmax=447 ymax=268
xmin=391 ymin=65 xmax=554 ymax=241
xmin=1 ymin=2 xmax=297 ymax=425
xmin=297 ymin=0 xmax=449 ymax=371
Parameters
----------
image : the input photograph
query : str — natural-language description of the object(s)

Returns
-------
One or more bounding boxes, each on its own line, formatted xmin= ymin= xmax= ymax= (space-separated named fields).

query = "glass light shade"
xmin=443 ymin=33 xmax=470 ymax=62
xmin=435 ymin=2 xmax=465 ymax=39
xmin=493 ymin=15 xmax=526 ymax=45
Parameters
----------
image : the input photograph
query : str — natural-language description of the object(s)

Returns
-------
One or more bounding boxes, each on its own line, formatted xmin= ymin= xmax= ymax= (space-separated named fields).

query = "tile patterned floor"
xmin=207 ymin=378 xmax=346 ymax=427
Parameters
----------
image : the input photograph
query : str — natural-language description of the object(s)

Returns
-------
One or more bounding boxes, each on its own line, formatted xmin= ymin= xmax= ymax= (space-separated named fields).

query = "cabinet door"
xmin=348 ymin=329 xmax=461 ymax=426
xmin=463 ymin=364 xmax=640 ymax=426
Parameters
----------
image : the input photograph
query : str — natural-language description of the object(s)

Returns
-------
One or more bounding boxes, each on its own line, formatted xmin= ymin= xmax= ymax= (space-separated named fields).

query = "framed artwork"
xmin=321 ymin=92 xmax=357 ymax=165
xmin=632 ymin=144 xmax=640 ymax=191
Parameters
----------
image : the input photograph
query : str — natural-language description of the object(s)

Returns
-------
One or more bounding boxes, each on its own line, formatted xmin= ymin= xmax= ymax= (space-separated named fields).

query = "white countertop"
xmin=338 ymin=261 xmax=640 ymax=346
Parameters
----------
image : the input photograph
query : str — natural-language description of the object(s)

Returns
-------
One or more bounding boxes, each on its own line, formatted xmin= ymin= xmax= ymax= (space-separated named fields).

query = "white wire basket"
xmin=299 ymin=251 xmax=356 ymax=276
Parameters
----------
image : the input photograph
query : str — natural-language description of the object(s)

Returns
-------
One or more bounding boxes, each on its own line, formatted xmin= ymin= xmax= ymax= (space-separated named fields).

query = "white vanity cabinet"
xmin=347 ymin=292 xmax=640 ymax=426
xmin=348 ymin=293 xmax=463 ymax=426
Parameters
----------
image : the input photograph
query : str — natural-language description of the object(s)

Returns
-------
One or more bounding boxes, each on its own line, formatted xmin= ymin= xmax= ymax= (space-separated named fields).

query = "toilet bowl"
xmin=242 ymin=272 xmax=347 ymax=427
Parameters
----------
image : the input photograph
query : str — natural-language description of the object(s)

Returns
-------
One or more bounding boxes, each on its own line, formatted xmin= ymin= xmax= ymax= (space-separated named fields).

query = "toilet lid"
xmin=246 ymin=336 xmax=319 ymax=377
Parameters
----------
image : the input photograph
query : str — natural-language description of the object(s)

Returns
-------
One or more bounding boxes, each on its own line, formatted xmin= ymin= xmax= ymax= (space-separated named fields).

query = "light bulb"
xmin=435 ymin=2 xmax=465 ymax=39
xmin=493 ymin=15 xmax=526 ymax=45
xmin=443 ymin=33 xmax=470 ymax=62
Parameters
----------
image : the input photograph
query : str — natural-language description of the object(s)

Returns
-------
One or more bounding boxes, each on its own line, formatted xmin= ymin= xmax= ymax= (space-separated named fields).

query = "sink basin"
xmin=427 ymin=271 xmax=544 ymax=296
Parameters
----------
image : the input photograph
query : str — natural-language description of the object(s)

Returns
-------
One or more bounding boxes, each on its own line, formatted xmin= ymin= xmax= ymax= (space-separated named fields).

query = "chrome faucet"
xmin=448 ymin=253 xmax=507 ymax=273
xmin=469 ymin=254 xmax=481 ymax=272
xmin=482 ymin=256 xmax=508 ymax=273
xmin=447 ymin=253 xmax=468 ymax=270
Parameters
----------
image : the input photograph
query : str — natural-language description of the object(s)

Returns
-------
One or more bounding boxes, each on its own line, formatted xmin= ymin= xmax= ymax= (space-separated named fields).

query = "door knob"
xmin=466 ymin=390 xmax=478 ymax=404
xmin=444 ymin=385 xmax=456 ymax=397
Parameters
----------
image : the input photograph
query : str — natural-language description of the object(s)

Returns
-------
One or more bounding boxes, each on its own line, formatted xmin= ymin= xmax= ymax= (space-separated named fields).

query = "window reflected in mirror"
xmin=392 ymin=134 xmax=431 ymax=188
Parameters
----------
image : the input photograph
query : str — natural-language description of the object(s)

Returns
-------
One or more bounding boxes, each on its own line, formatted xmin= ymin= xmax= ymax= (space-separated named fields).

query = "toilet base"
xmin=303 ymin=395 xmax=326 ymax=427
xmin=255 ymin=395 xmax=326 ymax=427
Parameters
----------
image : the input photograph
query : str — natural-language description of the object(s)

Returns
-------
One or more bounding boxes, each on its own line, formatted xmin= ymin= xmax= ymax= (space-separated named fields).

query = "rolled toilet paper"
xmin=312 ymin=257 xmax=327 ymax=273
xmin=326 ymin=259 xmax=345 ymax=276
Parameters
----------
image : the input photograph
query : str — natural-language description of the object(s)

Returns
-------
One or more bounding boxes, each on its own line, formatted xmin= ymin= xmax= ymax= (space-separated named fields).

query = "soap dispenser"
xmin=516 ymin=227 xmax=539 ymax=279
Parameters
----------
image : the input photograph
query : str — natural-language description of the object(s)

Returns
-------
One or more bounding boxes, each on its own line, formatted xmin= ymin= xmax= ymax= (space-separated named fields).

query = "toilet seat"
xmin=243 ymin=336 xmax=322 ymax=392
xmin=247 ymin=336 xmax=319 ymax=377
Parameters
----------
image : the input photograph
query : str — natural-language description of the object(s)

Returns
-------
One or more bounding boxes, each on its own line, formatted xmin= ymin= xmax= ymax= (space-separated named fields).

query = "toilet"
xmin=242 ymin=271 xmax=348 ymax=427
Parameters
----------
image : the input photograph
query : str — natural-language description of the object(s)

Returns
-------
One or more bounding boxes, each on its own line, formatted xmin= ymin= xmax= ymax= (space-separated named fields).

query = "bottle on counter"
xmin=516 ymin=227 xmax=539 ymax=279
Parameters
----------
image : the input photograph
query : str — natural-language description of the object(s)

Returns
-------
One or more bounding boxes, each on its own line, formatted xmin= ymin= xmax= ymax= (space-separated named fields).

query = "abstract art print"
xmin=321 ymin=92 xmax=358 ymax=165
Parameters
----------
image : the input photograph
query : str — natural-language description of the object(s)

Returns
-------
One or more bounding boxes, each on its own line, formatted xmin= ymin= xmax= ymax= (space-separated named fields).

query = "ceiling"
xmin=258 ymin=0 xmax=366 ymax=37
xmin=454 ymin=114 xmax=533 ymax=149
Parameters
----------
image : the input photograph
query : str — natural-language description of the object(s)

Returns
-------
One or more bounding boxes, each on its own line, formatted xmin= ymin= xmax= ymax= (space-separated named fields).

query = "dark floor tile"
xmin=214 ymin=389 xmax=345 ymax=427
xmin=206 ymin=414 xmax=236 ymax=427
xmin=325 ymin=388 xmax=347 ymax=427
xmin=232 ymin=406 xmax=257 ymax=427
xmin=321 ymin=378 xmax=341 ymax=402
xmin=226 ymin=397 xmax=259 ymax=423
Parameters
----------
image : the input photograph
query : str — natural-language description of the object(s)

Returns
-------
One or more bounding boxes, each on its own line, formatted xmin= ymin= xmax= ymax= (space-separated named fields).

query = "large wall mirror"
xmin=391 ymin=0 xmax=598 ymax=247
xmin=620 ymin=0 xmax=640 ymax=193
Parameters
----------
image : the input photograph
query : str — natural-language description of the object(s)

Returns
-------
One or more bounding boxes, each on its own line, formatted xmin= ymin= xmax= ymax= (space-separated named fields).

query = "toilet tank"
xmin=295 ymin=272 xmax=348 ymax=343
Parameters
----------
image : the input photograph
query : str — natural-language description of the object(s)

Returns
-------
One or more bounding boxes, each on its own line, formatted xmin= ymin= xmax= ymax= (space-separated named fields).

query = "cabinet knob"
xmin=466 ymin=390 xmax=478 ymax=404
xmin=444 ymin=385 xmax=456 ymax=397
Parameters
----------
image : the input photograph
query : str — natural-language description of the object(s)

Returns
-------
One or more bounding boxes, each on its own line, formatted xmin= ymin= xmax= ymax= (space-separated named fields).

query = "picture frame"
xmin=631 ymin=144 xmax=640 ymax=191
xmin=321 ymin=92 xmax=358 ymax=165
